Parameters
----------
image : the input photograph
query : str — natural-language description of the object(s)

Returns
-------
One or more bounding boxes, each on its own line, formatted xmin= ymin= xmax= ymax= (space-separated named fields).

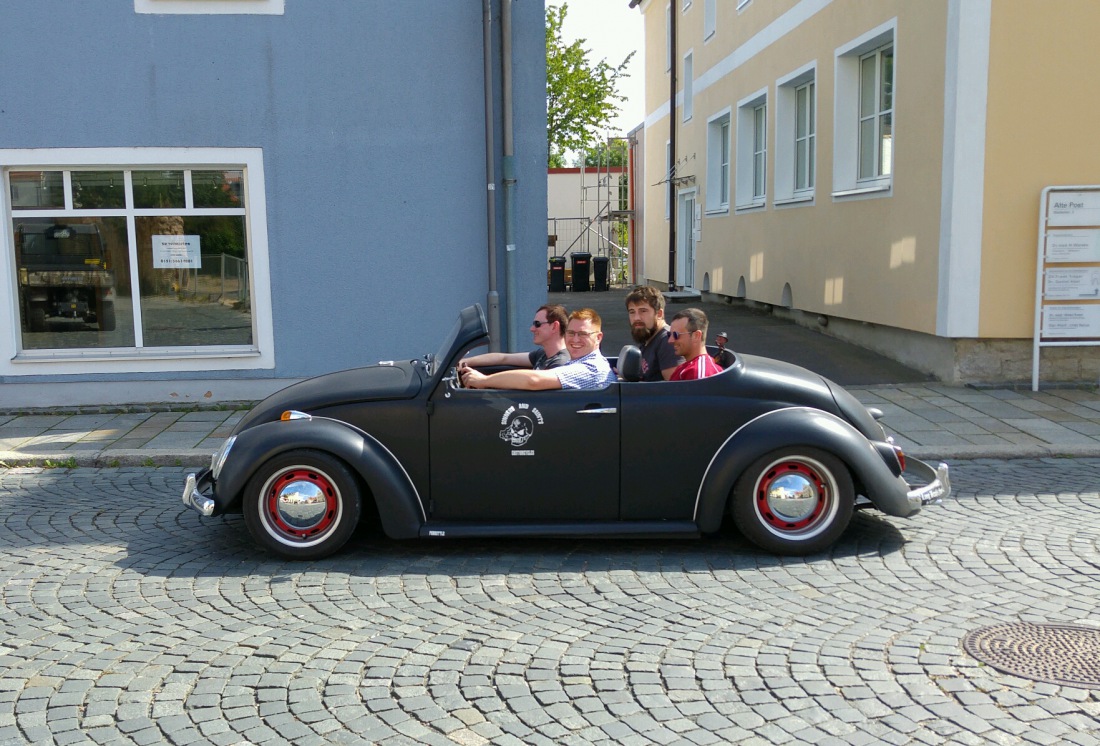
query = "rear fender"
xmin=694 ymin=407 xmax=910 ymax=532
xmin=215 ymin=418 xmax=424 ymax=539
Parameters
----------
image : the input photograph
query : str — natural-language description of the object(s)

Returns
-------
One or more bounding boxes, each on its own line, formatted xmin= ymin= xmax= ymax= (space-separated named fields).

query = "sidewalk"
xmin=4 ymin=289 xmax=1099 ymax=467
xmin=2 ymin=382 xmax=1100 ymax=468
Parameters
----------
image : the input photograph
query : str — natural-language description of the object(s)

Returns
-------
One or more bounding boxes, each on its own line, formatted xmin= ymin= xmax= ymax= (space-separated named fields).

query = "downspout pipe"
xmin=501 ymin=0 xmax=518 ymax=350
xmin=483 ymin=0 xmax=502 ymax=350
xmin=667 ymin=0 xmax=678 ymax=291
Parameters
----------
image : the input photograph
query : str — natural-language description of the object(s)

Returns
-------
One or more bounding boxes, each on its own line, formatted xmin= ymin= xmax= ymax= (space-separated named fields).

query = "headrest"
xmin=617 ymin=344 xmax=642 ymax=382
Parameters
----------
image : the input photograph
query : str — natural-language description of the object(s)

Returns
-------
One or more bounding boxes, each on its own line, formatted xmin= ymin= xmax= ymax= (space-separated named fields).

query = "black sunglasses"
xmin=531 ymin=319 xmax=554 ymax=328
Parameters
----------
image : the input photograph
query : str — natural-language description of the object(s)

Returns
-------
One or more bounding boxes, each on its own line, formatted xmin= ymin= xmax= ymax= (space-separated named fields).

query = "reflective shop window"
xmin=9 ymin=168 xmax=253 ymax=353
xmin=13 ymin=217 xmax=135 ymax=350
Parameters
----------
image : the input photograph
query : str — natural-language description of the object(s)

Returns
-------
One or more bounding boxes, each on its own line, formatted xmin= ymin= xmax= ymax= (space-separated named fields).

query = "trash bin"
xmin=548 ymin=256 xmax=566 ymax=292
xmin=571 ymin=252 xmax=591 ymax=292
xmin=593 ymin=256 xmax=610 ymax=291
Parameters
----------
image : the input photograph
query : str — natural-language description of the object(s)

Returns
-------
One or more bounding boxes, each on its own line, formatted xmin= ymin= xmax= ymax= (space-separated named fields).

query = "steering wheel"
xmin=448 ymin=366 xmax=465 ymax=389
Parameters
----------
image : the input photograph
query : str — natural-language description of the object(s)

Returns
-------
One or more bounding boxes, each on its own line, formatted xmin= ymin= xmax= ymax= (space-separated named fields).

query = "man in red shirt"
xmin=668 ymin=308 xmax=723 ymax=381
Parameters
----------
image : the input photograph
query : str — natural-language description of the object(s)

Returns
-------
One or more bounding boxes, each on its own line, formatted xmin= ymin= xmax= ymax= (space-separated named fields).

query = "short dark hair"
xmin=625 ymin=285 xmax=666 ymax=313
xmin=671 ymin=307 xmax=709 ymax=338
xmin=538 ymin=304 xmax=568 ymax=337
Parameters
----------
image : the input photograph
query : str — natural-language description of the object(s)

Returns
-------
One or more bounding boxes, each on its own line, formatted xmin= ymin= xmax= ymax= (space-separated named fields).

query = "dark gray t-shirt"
xmin=529 ymin=348 xmax=569 ymax=370
xmin=639 ymin=327 xmax=683 ymax=381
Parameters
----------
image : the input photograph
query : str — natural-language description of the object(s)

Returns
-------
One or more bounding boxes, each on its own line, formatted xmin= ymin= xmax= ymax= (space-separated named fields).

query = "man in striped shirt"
xmin=460 ymin=309 xmax=616 ymax=391
xmin=669 ymin=308 xmax=722 ymax=381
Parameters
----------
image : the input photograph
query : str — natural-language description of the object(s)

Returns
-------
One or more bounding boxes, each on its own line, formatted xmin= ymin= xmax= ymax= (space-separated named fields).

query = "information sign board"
xmin=1034 ymin=186 xmax=1100 ymax=389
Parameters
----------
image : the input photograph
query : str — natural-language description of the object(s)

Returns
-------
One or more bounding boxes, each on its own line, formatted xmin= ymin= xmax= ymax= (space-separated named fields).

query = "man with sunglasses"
xmin=460 ymin=309 xmax=615 ymax=390
xmin=625 ymin=285 xmax=683 ymax=380
xmin=459 ymin=304 xmax=569 ymax=373
xmin=668 ymin=308 xmax=722 ymax=381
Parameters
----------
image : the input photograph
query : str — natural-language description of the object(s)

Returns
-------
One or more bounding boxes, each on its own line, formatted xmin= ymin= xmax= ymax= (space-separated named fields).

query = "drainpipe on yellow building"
xmin=667 ymin=0 xmax=678 ymax=291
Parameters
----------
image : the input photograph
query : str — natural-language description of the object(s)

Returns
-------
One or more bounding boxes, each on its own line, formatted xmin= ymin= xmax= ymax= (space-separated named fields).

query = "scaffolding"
xmin=547 ymin=137 xmax=633 ymax=289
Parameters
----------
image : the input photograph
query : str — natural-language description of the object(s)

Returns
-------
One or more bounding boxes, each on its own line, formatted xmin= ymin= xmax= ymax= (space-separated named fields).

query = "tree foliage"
xmin=546 ymin=3 xmax=633 ymax=167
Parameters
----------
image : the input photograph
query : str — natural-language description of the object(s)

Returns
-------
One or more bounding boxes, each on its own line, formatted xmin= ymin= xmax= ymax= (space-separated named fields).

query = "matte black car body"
xmin=183 ymin=304 xmax=949 ymax=559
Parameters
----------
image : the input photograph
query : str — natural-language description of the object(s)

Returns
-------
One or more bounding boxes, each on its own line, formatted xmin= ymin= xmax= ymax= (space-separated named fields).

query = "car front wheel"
xmin=243 ymin=450 xmax=361 ymax=560
xmin=732 ymin=447 xmax=854 ymax=555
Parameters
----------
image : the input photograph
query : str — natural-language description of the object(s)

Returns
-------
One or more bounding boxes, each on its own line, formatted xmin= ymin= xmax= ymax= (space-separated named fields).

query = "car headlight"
xmin=210 ymin=435 xmax=236 ymax=480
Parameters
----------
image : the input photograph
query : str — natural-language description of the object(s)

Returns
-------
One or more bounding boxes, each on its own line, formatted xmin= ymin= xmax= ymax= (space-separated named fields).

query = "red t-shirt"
xmin=671 ymin=353 xmax=722 ymax=380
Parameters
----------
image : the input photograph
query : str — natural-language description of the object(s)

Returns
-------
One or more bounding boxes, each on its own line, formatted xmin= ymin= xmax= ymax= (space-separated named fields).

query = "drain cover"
xmin=963 ymin=622 xmax=1100 ymax=688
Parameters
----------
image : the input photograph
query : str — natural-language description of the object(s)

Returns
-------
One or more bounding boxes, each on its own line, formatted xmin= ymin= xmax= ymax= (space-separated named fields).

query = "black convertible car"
xmin=183 ymin=304 xmax=949 ymax=560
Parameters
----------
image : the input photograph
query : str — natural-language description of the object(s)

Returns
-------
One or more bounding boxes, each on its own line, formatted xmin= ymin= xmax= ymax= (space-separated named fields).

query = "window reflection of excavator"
xmin=15 ymin=222 xmax=116 ymax=332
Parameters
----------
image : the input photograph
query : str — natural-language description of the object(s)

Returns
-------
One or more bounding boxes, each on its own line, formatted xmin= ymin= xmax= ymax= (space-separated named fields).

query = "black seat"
xmin=617 ymin=344 xmax=642 ymax=382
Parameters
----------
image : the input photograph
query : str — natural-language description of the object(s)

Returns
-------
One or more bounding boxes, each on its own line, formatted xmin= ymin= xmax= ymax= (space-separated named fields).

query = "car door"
xmin=428 ymin=382 xmax=620 ymax=522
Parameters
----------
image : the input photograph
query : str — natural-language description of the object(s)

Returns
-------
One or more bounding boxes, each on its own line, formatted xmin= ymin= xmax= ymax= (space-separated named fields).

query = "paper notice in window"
xmin=152 ymin=235 xmax=201 ymax=269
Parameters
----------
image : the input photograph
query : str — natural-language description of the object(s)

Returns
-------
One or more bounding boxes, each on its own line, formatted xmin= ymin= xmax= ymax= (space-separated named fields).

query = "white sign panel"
xmin=1044 ymin=267 xmax=1100 ymax=300
xmin=1047 ymin=191 xmax=1100 ymax=227
xmin=152 ymin=235 xmax=201 ymax=269
xmin=1042 ymin=304 xmax=1100 ymax=339
xmin=1046 ymin=230 xmax=1100 ymax=263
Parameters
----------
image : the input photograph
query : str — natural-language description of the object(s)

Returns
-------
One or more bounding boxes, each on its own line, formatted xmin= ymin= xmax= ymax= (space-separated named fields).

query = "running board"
xmin=419 ymin=521 xmax=700 ymax=539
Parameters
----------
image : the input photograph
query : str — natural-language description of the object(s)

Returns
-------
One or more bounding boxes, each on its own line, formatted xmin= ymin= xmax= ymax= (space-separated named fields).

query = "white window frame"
xmin=135 ymin=0 xmax=284 ymax=14
xmin=775 ymin=63 xmax=817 ymax=206
xmin=704 ymin=0 xmax=716 ymax=40
xmin=833 ymin=20 xmax=896 ymax=198
xmin=706 ymin=108 xmax=732 ymax=214
xmin=0 ymin=147 xmax=275 ymax=376
xmin=735 ymin=88 xmax=768 ymax=211
xmin=683 ymin=51 xmax=694 ymax=122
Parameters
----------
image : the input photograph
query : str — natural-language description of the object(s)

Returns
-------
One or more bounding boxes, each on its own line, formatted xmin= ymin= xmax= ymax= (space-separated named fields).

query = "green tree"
xmin=546 ymin=3 xmax=634 ymax=167
xmin=582 ymin=140 xmax=628 ymax=168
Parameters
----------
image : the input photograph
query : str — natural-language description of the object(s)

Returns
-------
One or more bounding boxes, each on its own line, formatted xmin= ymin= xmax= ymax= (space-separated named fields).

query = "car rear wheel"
xmin=731 ymin=447 xmax=854 ymax=555
xmin=243 ymin=449 xmax=361 ymax=560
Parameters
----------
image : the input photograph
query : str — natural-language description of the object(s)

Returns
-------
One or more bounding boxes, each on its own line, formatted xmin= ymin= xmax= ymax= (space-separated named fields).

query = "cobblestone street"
xmin=0 ymin=461 xmax=1098 ymax=745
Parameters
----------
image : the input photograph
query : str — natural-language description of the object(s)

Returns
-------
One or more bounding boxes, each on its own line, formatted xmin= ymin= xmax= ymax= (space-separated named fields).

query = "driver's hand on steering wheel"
xmin=460 ymin=367 xmax=486 ymax=389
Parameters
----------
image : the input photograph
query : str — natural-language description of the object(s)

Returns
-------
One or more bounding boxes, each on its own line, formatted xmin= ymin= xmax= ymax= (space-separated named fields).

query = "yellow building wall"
xmin=641 ymin=0 xmax=950 ymax=335
xmin=980 ymin=1 xmax=1100 ymax=338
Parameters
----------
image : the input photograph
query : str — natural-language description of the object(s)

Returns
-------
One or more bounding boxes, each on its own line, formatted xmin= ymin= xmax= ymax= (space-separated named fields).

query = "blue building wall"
xmin=0 ymin=1 xmax=546 ymax=380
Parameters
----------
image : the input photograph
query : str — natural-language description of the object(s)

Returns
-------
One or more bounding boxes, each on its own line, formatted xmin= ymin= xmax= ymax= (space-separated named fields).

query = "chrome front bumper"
xmin=905 ymin=458 xmax=951 ymax=511
xmin=182 ymin=469 xmax=215 ymax=516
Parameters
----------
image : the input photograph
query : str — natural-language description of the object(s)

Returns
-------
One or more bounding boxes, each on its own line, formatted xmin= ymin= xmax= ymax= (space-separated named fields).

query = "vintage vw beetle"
xmin=183 ymin=304 xmax=949 ymax=560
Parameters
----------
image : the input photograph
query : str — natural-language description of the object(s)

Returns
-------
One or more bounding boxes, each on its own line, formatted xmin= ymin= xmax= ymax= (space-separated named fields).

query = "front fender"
xmin=214 ymin=417 xmax=425 ymax=539
xmin=694 ymin=407 xmax=911 ymax=532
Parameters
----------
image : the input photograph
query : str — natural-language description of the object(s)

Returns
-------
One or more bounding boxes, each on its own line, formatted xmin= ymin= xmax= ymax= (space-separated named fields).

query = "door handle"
xmin=577 ymin=407 xmax=617 ymax=415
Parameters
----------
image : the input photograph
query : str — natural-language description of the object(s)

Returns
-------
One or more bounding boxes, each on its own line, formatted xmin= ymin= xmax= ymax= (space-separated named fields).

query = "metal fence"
xmin=547 ymin=217 xmax=630 ymax=288
xmin=175 ymin=253 xmax=250 ymax=307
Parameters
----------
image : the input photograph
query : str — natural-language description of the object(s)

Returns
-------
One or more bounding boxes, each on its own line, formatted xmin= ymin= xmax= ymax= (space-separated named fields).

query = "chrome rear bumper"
xmin=905 ymin=459 xmax=951 ymax=511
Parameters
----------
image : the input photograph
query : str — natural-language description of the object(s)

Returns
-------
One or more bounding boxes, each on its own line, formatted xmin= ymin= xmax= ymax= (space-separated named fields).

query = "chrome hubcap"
xmin=275 ymin=478 xmax=329 ymax=530
xmin=764 ymin=473 xmax=820 ymax=523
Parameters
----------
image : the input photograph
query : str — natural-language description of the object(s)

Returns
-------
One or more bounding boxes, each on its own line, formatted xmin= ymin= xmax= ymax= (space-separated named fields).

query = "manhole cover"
xmin=963 ymin=622 xmax=1100 ymax=688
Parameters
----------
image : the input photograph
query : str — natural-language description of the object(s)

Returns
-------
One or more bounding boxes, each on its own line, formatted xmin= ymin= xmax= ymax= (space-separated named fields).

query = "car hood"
xmin=235 ymin=362 xmax=423 ymax=433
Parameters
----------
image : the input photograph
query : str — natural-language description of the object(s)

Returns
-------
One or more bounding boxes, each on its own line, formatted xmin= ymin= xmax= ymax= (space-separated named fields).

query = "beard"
xmin=631 ymin=322 xmax=657 ymax=345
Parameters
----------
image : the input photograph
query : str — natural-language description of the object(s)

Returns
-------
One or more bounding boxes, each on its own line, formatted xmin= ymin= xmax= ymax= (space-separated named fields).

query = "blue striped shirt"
xmin=554 ymin=351 xmax=616 ymax=390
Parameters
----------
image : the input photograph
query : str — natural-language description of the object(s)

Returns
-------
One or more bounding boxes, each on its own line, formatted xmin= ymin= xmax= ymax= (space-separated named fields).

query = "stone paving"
xmin=0 ymin=461 xmax=1097 ymax=745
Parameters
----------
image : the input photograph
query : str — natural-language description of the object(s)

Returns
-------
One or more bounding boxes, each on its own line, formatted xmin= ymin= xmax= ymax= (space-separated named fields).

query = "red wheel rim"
xmin=755 ymin=458 xmax=833 ymax=535
xmin=263 ymin=467 xmax=340 ymax=541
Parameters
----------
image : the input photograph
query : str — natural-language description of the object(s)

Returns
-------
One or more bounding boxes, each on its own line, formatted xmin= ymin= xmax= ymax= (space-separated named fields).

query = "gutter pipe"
xmin=482 ymin=0 xmax=502 ymax=350
xmin=501 ymin=0 xmax=518 ymax=349
xmin=667 ymin=0 xmax=678 ymax=291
